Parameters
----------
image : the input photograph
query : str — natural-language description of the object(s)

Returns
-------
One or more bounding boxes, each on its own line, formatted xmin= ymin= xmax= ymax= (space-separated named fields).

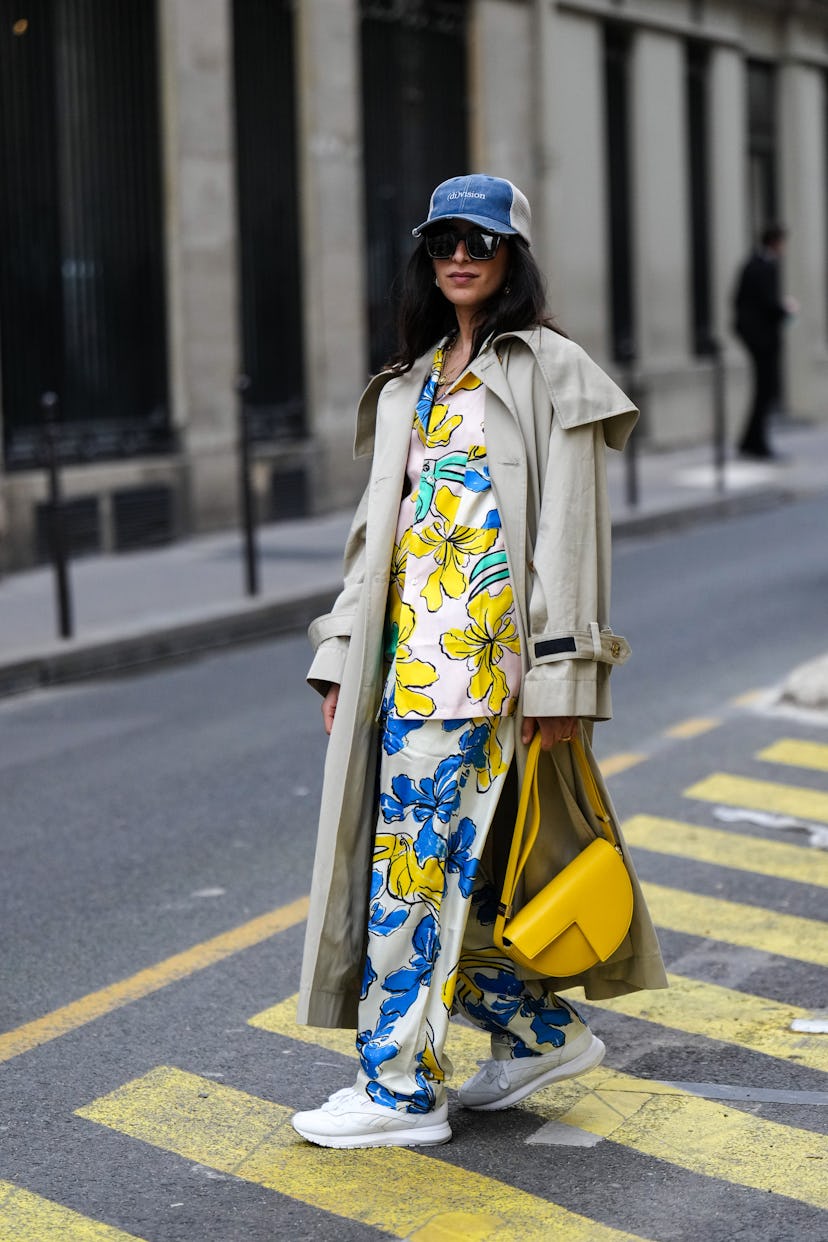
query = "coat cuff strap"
xmin=532 ymin=627 xmax=630 ymax=667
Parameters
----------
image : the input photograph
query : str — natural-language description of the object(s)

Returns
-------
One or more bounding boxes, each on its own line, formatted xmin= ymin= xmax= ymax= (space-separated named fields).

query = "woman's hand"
xmin=521 ymin=715 xmax=579 ymax=750
xmin=321 ymin=684 xmax=340 ymax=735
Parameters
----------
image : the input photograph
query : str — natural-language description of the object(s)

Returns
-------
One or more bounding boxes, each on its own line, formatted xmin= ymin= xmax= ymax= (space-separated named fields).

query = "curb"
xmin=0 ymin=481 xmax=799 ymax=700
xmin=0 ymin=589 xmax=336 ymax=699
xmin=611 ymin=483 xmax=790 ymax=538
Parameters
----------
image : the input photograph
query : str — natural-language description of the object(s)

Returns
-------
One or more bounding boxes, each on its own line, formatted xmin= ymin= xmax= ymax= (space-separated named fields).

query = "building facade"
xmin=1 ymin=0 xmax=826 ymax=568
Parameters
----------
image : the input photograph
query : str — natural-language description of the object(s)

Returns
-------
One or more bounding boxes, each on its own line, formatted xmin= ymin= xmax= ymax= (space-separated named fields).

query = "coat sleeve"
xmin=520 ymin=419 xmax=629 ymax=721
xmin=306 ymin=481 xmax=369 ymax=696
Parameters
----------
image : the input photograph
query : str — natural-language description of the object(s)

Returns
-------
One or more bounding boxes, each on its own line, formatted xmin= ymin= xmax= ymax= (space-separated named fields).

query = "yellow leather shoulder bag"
xmin=493 ymin=732 xmax=634 ymax=977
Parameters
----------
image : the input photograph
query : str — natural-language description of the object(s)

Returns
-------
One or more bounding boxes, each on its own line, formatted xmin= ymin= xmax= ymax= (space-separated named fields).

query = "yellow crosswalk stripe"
xmin=248 ymin=997 xmax=828 ymax=1210
xmin=623 ymin=813 xmax=828 ymax=888
xmin=664 ymin=717 xmax=721 ymax=739
xmin=758 ymin=738 xmax=828 ymax=773
xmin=76 ymin=1066 xmax=650 ymax=1242
xmin=599 ymin=753 xmax=648 ymax=778
xmin=730 ymin=689 xmax=766 ymax=708
xmin=588 ymin=972 xmax=828 ymax=1074
xmin=729 ymin=690 xmax=764 ymax=710
xmin=0 ymin=1180 xmax=146 ymax=1242
xmin=0 ymin=895 xmax=309 ymax=1065
xmin=641 ymin=882 xmax=828 ymax=967
xmin=533 ymin=1071 xmax=827 ymax=1209
xmin=685 ymin=772 xmax=828 ymax=825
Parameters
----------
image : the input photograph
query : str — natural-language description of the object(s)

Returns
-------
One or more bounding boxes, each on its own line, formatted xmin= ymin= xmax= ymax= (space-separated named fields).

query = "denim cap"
xmin=412 ymin=174 xmax=532 ymax=245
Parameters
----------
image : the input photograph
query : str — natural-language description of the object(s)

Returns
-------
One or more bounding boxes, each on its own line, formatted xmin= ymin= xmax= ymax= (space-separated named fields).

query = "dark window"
xmin=825 ymin=72 xmax=828 ymax=341
xmin=361 ymin=0 xmax=469 ymax=372
xmin=0 ymin=0 xmax=170 ymax=469
xmin=747 ymin=60 xmax=778 ymax=239
xmin=603 ymin=23 xmax=636 ymax=363
xmin=232 ymin=0 xmax=304 ymax=440
xmin=687 ymin=41 xmax=713 ymax=354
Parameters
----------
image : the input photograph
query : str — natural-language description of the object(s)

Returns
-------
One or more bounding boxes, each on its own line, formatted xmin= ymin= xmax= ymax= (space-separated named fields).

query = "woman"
xmin=292 ymin=175 xmax=666 ymax=1149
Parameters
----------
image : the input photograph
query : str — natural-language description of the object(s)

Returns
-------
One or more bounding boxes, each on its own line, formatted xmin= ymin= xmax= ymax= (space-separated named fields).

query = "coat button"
xmin=527 ymin=559 xmax=535 ymax=573
xmin=611 ymin=640 xmax=621 ymax=658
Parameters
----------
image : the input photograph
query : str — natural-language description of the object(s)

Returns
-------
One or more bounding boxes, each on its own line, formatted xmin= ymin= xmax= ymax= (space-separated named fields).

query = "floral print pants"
xmin=356 ymin=714 xmax=588 ymax=1114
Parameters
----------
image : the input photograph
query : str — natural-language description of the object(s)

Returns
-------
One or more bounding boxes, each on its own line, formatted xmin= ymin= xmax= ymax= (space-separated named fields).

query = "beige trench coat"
xmin=298 ymin=326 xmax=667 ymax=1029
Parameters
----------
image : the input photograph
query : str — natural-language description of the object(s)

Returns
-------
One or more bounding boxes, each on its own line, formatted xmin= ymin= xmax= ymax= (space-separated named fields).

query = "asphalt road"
xmin=1 ymin=493 xmax=827 ymax=1241
xmin=602 ymin=490 xmax=828 ymax=752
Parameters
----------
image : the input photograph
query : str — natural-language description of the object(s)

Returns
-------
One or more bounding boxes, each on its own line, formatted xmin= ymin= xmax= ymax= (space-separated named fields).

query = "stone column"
xmin=469 ymin=0 xmax=534 ymax=199
xmin=158 ymin=0 xmax=241 ymax=531
xmin=779 ymin=56 xmax=828 ymax=420
xmin=295 ymin=0 xmax=369 ymax=511
xmin=471 ymin=3 xmax=609 ymax=361
xmin=709 ymin=42 xmax=750 ymax=441
xmin=631 ymin=29 xmax=691 ymax=364
xmin=543 ymin=8 xmax=609 ymax=361
xmin=630 ymin=30 xmax=693 ymax=440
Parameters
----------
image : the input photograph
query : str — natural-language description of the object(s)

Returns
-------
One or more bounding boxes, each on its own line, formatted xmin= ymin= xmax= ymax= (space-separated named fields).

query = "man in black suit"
xmin=733 ymin=224 xmax=796 ymax=459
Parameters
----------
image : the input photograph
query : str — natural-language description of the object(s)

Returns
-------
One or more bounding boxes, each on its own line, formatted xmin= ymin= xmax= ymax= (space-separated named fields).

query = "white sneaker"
xmin=458 ymin=1030 xmax=605 ymax=1111
xmin=291 ymin=1086 xmax=452 ymax=1149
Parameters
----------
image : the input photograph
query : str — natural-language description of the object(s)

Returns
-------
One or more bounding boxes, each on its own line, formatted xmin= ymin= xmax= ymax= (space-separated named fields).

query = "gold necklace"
xmin=436 ymin=336 xmax=464 ymax=396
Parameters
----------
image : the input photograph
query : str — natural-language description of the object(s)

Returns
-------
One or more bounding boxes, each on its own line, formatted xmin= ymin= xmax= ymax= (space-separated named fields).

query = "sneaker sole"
xmin=290 ymin=1118 xmax=452 ymax=1149
xmin=463 ymin=1034 xmax=606 ymax=1112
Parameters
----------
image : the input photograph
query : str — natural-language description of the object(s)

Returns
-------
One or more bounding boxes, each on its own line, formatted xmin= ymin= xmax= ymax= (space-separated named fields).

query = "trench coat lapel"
xmin=363 ymin=365 xmax=426 ymax=575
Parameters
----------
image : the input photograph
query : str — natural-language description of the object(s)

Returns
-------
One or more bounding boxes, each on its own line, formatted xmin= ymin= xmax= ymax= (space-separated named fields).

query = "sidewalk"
xmin=1 ymin=419 xmax=826 ymax=698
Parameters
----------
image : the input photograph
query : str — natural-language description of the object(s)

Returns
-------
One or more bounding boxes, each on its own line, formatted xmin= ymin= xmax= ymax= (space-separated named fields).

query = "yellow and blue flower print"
xmin=442 ymin=717 xmax=509 ymax=792
xmin=384 ymin=344 xmax=522 ymax=720
xmin=357 ymin=715 xmax=589 ymax=1113
xmin=357 ymin=715 xmax=515 ymax=1112
xmin=380 ymin=751 xmax=464 ymax=832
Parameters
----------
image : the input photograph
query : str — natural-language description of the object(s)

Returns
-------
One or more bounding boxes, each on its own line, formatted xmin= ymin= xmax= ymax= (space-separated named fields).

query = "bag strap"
xmin=570 ymin=734 xmax=620 ymax=848
xmin=497 ymin=733 xmax=542 ymax=923
xmin=497 ymin=729 xmax=620 ymax=923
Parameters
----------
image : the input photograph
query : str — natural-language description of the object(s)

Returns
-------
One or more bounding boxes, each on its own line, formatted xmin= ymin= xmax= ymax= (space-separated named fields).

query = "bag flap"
xmin=503 ymin=839 xmax=633 ymax=960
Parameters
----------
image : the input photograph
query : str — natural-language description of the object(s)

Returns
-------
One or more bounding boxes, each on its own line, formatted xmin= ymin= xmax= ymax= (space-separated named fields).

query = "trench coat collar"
xmin=490 ymin=327 xmax=638 ymax=449
xmin=354 ymin=328 xmax=638 ymax=457
xmin=353 ymin=337 xmax=519 ymax=460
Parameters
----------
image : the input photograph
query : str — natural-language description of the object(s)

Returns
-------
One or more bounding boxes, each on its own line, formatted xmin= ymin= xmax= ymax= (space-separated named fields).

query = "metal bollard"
xmin=624 ymin=405 xmax=640 ymax=509
xmin=708 ymin=338 xmax=727 ymax=495
xmin=619 ymin=347 xmax=641 ymax=509
xmin=236 ymin=374 xmax=259 ymax=597
xmin=40 ymin=391 xmax=73 ymax=639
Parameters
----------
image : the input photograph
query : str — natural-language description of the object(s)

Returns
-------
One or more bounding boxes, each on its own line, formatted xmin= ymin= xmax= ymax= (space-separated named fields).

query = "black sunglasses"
xmin=425 ymin=227 xmax=503 ymax=261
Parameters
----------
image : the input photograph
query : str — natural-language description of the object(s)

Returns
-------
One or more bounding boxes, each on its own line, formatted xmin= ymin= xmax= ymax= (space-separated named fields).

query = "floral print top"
xmin=383 ymin=343 xmax=522 ymax=719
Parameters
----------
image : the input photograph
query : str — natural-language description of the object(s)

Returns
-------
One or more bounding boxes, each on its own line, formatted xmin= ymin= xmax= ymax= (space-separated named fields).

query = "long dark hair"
xmin=387 ymin=236 xmax=566 ymax=372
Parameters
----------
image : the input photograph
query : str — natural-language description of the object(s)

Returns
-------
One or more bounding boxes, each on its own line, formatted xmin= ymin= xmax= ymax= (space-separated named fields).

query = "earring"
xmin=503 ymin=284 xmax=511 ymax=294
xmin=434 ymin=276 xmax=439 ymax=287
